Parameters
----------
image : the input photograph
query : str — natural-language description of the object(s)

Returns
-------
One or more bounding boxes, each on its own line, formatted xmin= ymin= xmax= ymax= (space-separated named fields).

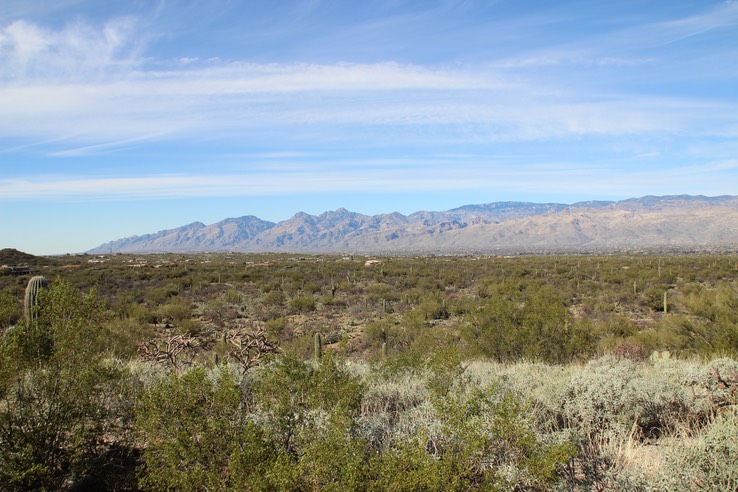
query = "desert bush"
xmin=658 ymin=414 xmax=738 ymax=491
xmin=104 ymin=317 xmax=156 ymax=358
xmin=295 ymin=412 xmax=371 ymax=492
xmin=252 ymin=354 xmax=363 ymax=455
xmin=464 ymin=286 xmax=591 ymax=363
xmin=0 ymin=290 xmax=20 ymax=330
xmin=262 ymin=290 xmax=285 ymax=306
xmin=430 ymin=384 xmax=575 ymax=490
xmin=464 ymin=359 xmax=577 ymax=434
xmin=563 ymin=356 xmax=694 ymax=439
xmin=135 ymin=367 xmax=278 ymax=491
xmin=264 ymin=316 xmax=287 ymax=339
xmin=288 ymin=294 xmax=316 ymax=313
xmin=359 ymin=371 xmax=429 ymax=450
xmin=157 ymin=296 xmax=192 ymax=325
xmin=367 ymin=435 xmax=445 ymax=491
xmin=0 ymin=359 xmax=127 ymax=490
xmin=144 ymin=284 xmax=179 ymax=305
xmin=0 ymin=279 xmax=130 ymax=491
xmin=684 ymin=357 xmax=738 ymax=416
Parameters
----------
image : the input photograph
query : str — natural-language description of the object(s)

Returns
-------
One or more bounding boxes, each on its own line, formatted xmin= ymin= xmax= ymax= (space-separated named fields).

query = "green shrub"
xmin=431 ymin=385 xmax=575 ymax=490
xmin=262 ymin=290 xmax=285 ymax=306
xmin=252 ymin=354 xmax=363 ymax=455
xmin=0 ymin=279 xmax=129 ymax=491
xmin=157 ymin=296 xmax=192 ymax=324
xmin=368 ymin=436 xmax=445 ymax=492
xmin=288 ymin=294 xmax=316 ymax=313
xmin=135 ymin=367 xmax=278 ymax=491
xmin=265 ymin=316 xmax=287 ymax=338
xmin=0 ymin=289 xmax=21 ymax=330
xmin=296 ymin=413 xmax=371 ymax=492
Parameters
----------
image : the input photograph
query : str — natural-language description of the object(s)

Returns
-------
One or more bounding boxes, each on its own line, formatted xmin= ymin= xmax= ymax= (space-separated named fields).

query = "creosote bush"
xmin=135 ymin=367 xmax=278 ymax=491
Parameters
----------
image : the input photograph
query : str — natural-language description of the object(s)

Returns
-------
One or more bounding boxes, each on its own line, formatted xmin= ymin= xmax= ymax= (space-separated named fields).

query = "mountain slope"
xmin=88 ymin=195 xmax=738 ymax=254
xmin=89 ymin=216 xmax=275 ymax=254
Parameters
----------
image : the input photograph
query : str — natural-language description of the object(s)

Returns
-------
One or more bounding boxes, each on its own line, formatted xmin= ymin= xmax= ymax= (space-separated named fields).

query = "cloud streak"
xmin=4 ymin=156 xmax=738 ymax=202
xmin=1 ymin=9 xmax=736 ymax=156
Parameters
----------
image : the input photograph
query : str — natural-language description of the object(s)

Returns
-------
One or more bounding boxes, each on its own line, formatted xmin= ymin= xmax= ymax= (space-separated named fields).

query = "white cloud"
xmin=3 ymin=155 xmax=736 ymax=202
xmin=0 ymin=9 xmax=735 ymax=155
xmin=0 ymin=171 xmax=476 ymax=200
xmin=656 ymin=1 xmax=738 ymax=43
xmin=495 ymin=2 xmax=738 ymax=70
xmin=0 ymin=17 xmax=141 ymax=81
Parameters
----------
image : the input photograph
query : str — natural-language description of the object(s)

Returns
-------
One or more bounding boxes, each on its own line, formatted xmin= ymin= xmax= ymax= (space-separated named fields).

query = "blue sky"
xmin=1 ymin=0 xmax=737 ymax=255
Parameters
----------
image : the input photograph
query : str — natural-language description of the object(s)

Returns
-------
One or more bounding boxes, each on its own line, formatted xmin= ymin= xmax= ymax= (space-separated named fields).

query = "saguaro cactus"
xmin=663 ymin=291 xmax=668 ymax=314
xmin=24 ymin=275 xmax=48 ymax=324
xmin=314 ymin=332 xmax=322 ymax=361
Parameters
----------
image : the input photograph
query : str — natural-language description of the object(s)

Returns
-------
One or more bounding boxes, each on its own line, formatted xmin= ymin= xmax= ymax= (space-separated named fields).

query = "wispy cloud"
xmin=1 ymin=9 xmax=736 ymax=157
xmin=0 ymin=171 xmax=483 ymax=199
xmin=4 ymin=156 xmax=738 ymax=201
xmin=47 ymin=132 xmax=174 ymax=157
xmin=495 ymin=1 xmax=738 ymax=70
xmin=0 ymin=17 xmax=143 ymax=81
xmin=653 ymin=1 xmax=738 ymax=44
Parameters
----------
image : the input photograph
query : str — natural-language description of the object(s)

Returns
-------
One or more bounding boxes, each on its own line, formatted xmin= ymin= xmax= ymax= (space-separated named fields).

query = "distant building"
xmin=0 ymin=265 xmax=31 ymax=275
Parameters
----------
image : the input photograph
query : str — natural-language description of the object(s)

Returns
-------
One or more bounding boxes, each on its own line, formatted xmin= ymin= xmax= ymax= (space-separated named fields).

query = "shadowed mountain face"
xmin=87 ymin=195 xmax=738 ymax=254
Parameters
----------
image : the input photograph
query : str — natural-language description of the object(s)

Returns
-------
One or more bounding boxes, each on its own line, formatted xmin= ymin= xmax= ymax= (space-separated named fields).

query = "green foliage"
xmin=289 ymin=294 xmax=316 ymax=313
xmin=0 ymin=360 xmax=126 ymax=491
xmin=262 ymin=289 xmax=285 ymax=306
xmin=135 ymin=367 xmax=278 ymax=491
xmin=463 ymin=282 xmax=593 ymax=363
xmin=253 ymin=354 xmax=364 ymax=455
xmin=296 ymin=413 xmax=371 ymax=492
xmin=0 ymin=279 xmax=128 ymax=491
xmin=105 ymin=317 xmax=156 ymax=358
xmin=0 ymin=289 xmax=21 ymax=330
xmin=157 ymin=295 xmax=192 ymax=324
xmin=368 ymin=436 xmax=445 ymax=491
xmin=264 ymin=316 xmax=287 ymax=338
xmin=430 ymin=384 xmax=575 ymax=490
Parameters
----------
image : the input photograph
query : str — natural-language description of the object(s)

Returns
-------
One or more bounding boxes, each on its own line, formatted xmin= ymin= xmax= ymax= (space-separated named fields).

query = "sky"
xmin=1 ymin=0 xmax=737 ymax=255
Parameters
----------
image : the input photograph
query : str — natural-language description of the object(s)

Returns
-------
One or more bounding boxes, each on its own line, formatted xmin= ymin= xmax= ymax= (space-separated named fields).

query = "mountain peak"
xmin=88 ymin=195 xmax=738 ymax=254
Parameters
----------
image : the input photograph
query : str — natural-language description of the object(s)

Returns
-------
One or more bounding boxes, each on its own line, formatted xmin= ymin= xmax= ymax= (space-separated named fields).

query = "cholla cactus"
xmin=24 ymin=275 xmax=48 ymax=324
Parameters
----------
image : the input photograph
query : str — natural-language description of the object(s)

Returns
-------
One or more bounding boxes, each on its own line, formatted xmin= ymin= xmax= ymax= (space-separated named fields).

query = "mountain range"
xmin=88 ymin=195 xmax=738 ymax=254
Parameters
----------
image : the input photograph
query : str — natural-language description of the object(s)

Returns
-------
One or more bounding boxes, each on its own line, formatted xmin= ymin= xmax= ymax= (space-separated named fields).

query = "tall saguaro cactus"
xmin=663 ymin=291 xmax=668 ymax=314
xmin=314 ymin=332 xmax=322 ymax=361
xmin=24 ymin=275 xmax=49 ymax=324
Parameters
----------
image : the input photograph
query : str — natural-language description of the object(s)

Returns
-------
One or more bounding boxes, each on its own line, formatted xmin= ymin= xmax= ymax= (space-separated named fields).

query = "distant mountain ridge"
xmin=87 ymin=195 xmax=738 ymax=254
